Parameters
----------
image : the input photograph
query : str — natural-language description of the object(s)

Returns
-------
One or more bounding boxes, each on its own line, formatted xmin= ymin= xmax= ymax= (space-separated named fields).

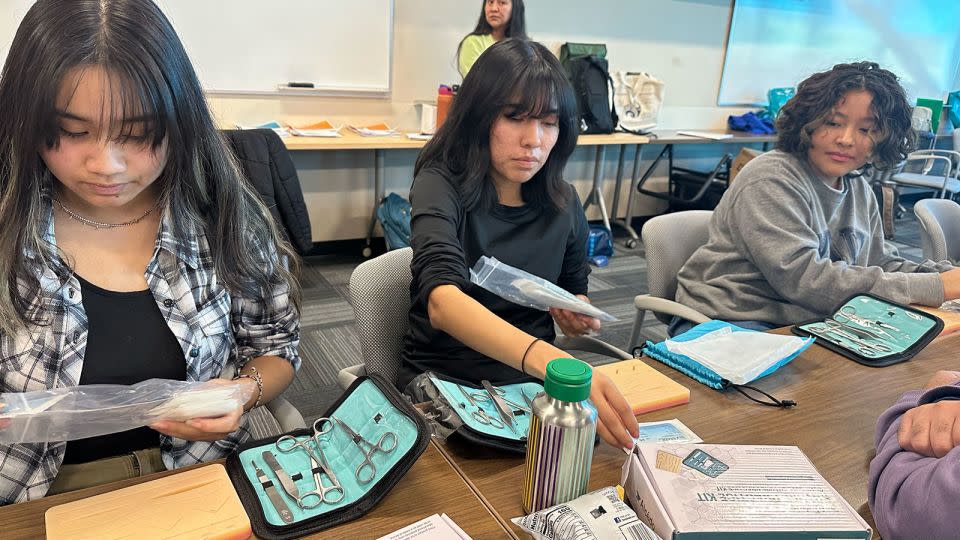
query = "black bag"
xmin=560 ymin=43 xmax=618 ymax=134
xmin=225 ymin=374 xmax=430 ymax=539
xmin=792 ymin=293 xmax=943 ymax=368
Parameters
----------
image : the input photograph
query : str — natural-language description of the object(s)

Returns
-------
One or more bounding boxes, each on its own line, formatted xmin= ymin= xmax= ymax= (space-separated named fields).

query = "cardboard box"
xmin=620 ymin=443 xmax=872 ymax=539
xmin=729 ymin=147 xmax=763 ymax=183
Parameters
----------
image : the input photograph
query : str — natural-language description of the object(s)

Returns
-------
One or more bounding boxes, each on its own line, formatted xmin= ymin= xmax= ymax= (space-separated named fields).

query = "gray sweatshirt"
xmin=675 ymin=150 xmax=952 ymax=326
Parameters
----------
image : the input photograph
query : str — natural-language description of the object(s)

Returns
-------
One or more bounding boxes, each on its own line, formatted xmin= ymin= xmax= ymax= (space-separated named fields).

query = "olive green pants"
xmin=47 ymin=447 xmax=165 ymax=495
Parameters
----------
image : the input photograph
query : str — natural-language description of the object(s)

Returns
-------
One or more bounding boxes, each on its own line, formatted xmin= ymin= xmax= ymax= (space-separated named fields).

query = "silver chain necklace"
xmin=53 ymin=197 xmax=162 ymax=229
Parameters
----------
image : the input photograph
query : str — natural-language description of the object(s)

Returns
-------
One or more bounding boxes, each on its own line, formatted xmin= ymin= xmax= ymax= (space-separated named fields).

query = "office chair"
xmin=220 ymin=363 xmax=306 ymax=438
xmin=627 ymin=210 xmax=713 ymax=353
xmin=914 ymin=198 xmax=960 ymax=263
xmin=338 ymin=248 xmax=632 ymax=389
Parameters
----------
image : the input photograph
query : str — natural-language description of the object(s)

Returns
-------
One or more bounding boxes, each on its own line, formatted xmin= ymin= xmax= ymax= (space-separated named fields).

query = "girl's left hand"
xmin=149 ymin=379 xmax=254 ymax=441
xmin=150 ymin=406 xmax=244 ymax=441
xmin=550 ymin=295 xmax=601 ymax=337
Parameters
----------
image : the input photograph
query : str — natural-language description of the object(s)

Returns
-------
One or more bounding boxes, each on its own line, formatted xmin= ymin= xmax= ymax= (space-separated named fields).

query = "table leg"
xmin=363 ymin=149 xmax=384 ymax=257
xmin=615 ymin=143 xmax=644 ymax=248
xmin=583 ymin=146 xmax=612 ymax=232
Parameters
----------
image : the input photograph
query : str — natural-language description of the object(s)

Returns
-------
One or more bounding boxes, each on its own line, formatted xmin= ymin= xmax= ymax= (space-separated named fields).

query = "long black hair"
xmin=417 ymin=39 xmax=578 ymax=212
xmin=776 ymin=61 xmax=915 ymax=171
xmin=0 ymin=0 xmax=299 ymax=334
xmin=455 ymin=0 xmax=528 ymax=68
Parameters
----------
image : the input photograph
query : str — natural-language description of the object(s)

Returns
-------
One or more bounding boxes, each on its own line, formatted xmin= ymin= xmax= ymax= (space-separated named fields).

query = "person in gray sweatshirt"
xmin=675 ymin=62 xmax=960 ymax=329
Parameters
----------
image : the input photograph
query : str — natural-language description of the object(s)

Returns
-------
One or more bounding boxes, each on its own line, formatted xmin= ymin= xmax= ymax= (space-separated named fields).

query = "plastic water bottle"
xmin=521 ymin=358 xmax=597 ymax=513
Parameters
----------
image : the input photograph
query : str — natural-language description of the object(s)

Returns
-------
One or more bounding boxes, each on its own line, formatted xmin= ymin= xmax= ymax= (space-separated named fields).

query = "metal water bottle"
xmin=521 ymin=357 xmax=597 ymax=513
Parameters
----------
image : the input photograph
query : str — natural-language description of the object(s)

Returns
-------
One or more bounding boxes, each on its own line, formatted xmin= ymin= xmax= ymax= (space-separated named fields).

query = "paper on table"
xmin=290 ymin=120 xmax=342 ymax=137
xmin=236 ymin=121 xmax=291 ymax=138
xmin=626 ymin=419 xmax=702 ymax=453
xmin=676 ymin=130 xmax=733 ymax=140
xmin=349 ymin=122 xmax=398 ymax=137
xmin=376 ymin=513 xmax=472 ymax=540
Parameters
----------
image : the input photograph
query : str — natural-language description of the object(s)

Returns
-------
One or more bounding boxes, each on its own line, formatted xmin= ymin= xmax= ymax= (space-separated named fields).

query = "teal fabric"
xmin=797 ymin=295 xmax=936 ymax=359
xmin=430 ymin=376 xmax=543 ymax=440
xmin=644 ymin=320 xmax=811 ymax=389
xmin=239 ymin=379 xmax=419 ymax=527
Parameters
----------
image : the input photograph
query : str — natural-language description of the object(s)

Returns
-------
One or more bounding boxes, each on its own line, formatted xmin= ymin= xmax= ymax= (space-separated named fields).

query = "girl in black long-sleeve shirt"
xmin=399 ymin=39 xmax=638 ymax=449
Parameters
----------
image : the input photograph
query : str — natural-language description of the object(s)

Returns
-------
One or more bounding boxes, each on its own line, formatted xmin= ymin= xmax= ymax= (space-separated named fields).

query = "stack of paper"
xmin=349 ymin=122 xmax=398 ymax=137
xmin=376 ymin=513 xmax=471 ymax=540
xmin=290 ymin=120 xmax=342 ymax=137
xmin=236 ymin=121 xmax=290 ymax=138
xmin=676 ymin=130 xmax=733 ymax=140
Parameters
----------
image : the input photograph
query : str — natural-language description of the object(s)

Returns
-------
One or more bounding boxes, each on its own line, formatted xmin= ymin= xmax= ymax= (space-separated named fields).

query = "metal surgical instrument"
xmin=275 ymin=417 xmax=345 ymax=507
xmin=332 ymin=416 xmax=398 ymax=484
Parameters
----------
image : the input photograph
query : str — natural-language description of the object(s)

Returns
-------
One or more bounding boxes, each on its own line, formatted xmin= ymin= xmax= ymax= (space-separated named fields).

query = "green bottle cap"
xmin=543 ymin=358 xmax=592 ymax=402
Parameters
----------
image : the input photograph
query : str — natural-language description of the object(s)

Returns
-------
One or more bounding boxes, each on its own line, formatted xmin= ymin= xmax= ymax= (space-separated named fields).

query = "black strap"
xmin=725 ymin=382 xmax=797 ymax=408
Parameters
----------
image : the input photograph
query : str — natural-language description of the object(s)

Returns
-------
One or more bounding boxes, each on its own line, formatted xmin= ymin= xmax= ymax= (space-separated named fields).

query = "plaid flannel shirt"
xmin=0 ymin=201 xmax=300 ymax=505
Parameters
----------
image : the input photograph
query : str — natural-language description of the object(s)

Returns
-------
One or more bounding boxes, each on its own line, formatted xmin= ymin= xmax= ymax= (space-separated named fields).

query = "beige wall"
xmin=206 ymin=0 xmax=753 ymax=243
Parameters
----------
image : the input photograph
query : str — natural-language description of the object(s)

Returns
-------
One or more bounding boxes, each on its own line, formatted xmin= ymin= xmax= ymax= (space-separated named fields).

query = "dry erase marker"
xmin=287 ymin=82 xmax=314 ymax=88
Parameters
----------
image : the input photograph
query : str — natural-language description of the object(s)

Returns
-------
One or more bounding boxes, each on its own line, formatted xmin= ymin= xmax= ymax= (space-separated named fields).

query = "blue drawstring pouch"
xmin=643 ymin=320 xmax=812 ymax=407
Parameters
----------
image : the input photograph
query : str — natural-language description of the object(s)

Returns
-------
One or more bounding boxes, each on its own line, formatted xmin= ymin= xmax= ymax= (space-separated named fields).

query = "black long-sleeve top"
xmin=398 ymin=166 xmax=590 ymax=389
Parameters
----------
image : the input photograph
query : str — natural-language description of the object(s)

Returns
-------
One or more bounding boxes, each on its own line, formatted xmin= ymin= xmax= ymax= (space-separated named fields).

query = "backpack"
xmin=376 ymin=193 xmax=412 ymax=250
xmin=586 ymin=225 xmax=614 ymax=259
xmin=612 ymin=71 xmax=664 ymax=134
xmin=560 ymin=43 xmax=618 ymax=134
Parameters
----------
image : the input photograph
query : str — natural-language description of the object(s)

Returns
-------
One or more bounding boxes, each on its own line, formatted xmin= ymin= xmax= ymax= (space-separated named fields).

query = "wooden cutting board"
xmin=45 ymin=463 xmax=252 ymax=540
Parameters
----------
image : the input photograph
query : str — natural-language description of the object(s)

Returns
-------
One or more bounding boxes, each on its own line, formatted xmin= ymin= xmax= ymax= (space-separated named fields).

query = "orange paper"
xmin=297 ymin=120 xmax=334 ymax=129
xmin=595 ymin=358 xmax=690 ymax=415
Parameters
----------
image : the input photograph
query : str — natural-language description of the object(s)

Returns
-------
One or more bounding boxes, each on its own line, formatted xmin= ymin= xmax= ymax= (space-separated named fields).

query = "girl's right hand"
xmin=590 ymin=371 xmax=639 ymax=449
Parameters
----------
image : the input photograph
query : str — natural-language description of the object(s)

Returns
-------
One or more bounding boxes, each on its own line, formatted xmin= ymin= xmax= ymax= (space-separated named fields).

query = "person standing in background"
xmin=457 ymin=0 xmax=527 ymax=78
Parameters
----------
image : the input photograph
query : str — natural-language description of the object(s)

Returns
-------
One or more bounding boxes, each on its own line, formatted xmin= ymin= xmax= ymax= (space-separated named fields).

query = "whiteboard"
xmin=719 ymin=0 xmax=960 ymax=106
xmin=0 ymin=0 xmax=394 ymax=96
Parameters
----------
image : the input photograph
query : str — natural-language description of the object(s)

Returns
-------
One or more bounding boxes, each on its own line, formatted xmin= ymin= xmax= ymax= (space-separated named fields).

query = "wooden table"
xmin=0 ymin=443 xmax=511 ymax=539
xmin=437 ymin=330 xmax=960 ymax=538
xmin=281 ymin=131 xmax=649 ymax=256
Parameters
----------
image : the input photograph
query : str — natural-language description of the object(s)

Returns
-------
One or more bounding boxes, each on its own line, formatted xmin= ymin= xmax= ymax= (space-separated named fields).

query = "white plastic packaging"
xmin=0 ymin=379 xmax=252 ymax=443
xmin=470 ymin=256 xmax=617 ymax=322
xmin=512 ymin=486 xmax=661 ymax=540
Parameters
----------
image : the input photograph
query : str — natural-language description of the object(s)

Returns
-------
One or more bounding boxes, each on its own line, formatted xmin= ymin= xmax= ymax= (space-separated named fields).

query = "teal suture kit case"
xmin=225 ymin=374 xmax=429 ymax=539
xmin=792 ymin=293 xmax=943 ymax=367
xmin=426 ymin=373 xmax=543 ymax=454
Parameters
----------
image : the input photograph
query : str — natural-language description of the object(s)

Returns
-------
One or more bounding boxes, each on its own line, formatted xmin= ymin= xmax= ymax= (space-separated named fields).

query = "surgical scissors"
xmin=457 ymin=384 xmax=505 ymax=428
xmin=470 ymin=386 xmax=531 ymax=414
xmin=275 ymin=417 xmax=345 ymax=507
xmin=835 ymin=306 xmax=897 ymax=340
xmin=332 ymin=416 xmax=397 ymax=484
xmin=814 ymin=321 xmax=893 ymax=354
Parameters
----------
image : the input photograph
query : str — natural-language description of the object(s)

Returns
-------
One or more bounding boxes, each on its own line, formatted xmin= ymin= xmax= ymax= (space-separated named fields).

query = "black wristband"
xmin=521 ymin=338 xmax=542 ymax=375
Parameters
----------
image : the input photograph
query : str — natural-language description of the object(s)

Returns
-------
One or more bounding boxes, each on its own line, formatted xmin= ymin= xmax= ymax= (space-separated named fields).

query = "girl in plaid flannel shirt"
xmin=0 ymin=0 xmax=302 ymax=503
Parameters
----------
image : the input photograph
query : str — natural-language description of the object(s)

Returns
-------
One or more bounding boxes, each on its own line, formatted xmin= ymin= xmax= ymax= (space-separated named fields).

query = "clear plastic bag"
xmin=0 ymin=379 xmax=252 ymax=443
xmin=470 ymin=256 xmax=617 ymax=322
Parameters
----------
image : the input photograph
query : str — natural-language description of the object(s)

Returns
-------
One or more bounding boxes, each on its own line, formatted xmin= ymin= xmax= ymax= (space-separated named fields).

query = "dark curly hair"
xmin=775 ymin=61 xmax=916 ymax=171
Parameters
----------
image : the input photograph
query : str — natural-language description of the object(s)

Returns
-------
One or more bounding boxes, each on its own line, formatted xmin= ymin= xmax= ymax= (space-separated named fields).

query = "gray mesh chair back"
xmin=349 ymin=247 xmax=414 ymax=384
xmin=914 ymin=199 xmax=960 ymax=262
xmin=641 ymin=210 xmax=713 ymax=325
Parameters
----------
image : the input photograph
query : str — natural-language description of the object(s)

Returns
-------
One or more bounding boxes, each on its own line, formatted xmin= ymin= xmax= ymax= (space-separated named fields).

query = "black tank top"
xmin=63 ymin=274 xmax=186 ymax=464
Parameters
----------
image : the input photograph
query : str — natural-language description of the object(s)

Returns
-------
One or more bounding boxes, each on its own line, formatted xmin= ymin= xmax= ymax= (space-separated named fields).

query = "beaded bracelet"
xmin=235 ymin=366 xmax=264 ymax=410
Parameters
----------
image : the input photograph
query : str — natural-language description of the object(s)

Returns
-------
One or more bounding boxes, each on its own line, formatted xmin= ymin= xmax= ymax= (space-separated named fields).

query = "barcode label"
xmin=621 ymin=522 xmax=661 ymax=540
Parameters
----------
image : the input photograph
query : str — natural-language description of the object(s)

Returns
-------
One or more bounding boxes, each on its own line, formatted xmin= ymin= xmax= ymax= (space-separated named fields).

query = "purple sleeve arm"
xmin=869 ymin=383 xmax=960 ymax=539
